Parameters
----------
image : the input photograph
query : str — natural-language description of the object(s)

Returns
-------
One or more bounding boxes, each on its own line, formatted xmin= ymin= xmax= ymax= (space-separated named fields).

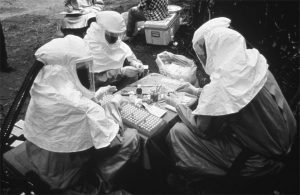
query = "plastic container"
xmin=144 ymin=13 xmax=180 ymax=45
xmin=155 ymin=51 xmax=197 ymax=85
xmin=150 ymin=91 xmax=159 ymax=102
xmin=136 ymin=84 xmax=143 ymax=99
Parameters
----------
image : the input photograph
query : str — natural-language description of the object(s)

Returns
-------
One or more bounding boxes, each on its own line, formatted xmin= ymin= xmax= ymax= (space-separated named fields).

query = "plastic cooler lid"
xmin=144 ymin=13 xmax=178 ymax=29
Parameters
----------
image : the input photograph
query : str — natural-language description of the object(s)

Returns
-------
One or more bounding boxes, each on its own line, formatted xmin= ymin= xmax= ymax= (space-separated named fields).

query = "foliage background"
xmin=170 ymin=0 xmax=299 ymax=110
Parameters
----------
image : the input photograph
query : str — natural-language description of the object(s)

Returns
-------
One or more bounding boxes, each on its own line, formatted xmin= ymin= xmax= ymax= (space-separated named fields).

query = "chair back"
xmin=0 ymin=60 xmax=44 ymax=153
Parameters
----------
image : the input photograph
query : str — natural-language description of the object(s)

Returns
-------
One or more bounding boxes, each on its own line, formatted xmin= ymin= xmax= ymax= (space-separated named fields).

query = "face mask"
xmin=105 ymin=32 xmax=119 ymax=44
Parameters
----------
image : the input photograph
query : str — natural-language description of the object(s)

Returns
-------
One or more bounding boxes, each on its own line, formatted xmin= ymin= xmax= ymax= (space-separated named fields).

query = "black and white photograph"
xmin=0 ymin=0 xmax=299 ymax=194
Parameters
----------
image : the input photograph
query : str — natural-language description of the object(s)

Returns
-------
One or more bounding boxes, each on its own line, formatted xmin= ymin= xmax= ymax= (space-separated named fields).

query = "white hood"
xmin=192 ymin=18 xmax=268 ymax=116
xmin=84 ymin=11 xmax=133 ymax=73
xmin=23 ymin=35 xmax=119 ymax=152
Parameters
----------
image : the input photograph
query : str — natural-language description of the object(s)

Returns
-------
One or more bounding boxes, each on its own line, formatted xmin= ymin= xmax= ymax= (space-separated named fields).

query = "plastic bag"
xmin=156 ymin=51 xmax=197 ymax=85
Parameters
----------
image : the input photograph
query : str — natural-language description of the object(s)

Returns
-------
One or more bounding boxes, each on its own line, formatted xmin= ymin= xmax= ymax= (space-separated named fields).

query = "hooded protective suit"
xmin=167 ymin=18 xmax=296 ymax=180
xmin=24 ymin=35 xmax=119 ymax=152
xmin=23 ymin=35 xmax=140 ymax=191
xmin=84 ymin=11 xmax=144 ymax=89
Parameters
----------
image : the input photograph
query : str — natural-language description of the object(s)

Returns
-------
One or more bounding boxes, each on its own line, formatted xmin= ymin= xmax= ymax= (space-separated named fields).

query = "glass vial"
xmin=136 ymin=84 xmax=143 ymax=99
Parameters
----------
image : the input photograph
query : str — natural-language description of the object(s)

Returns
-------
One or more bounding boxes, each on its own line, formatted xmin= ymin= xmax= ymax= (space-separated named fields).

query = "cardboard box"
xmin=144 ymin=13 xmax=180 ymax=45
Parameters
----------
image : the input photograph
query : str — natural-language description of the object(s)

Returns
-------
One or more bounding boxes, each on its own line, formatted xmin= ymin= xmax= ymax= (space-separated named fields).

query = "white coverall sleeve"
xmin=126 ymin=50 xmax=143 ymax=68
xmin=102 ymin=101 xmax=123 ymax=129
xmin=85 ymin=100 xmax=120 ymax=149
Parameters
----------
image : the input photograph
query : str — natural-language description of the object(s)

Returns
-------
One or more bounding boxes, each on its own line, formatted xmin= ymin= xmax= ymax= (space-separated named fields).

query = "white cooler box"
xmin=144 ymin=13 xmax=180 ymax=45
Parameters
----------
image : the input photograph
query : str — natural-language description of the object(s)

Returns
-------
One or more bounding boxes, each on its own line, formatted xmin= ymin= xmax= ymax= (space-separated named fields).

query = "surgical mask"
xmin=73 ymin=57 xmax=95 ymax=98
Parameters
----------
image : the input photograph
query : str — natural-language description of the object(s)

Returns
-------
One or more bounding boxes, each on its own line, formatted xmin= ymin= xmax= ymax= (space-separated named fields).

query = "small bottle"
xmin=136 ymin=84 xmax=143 ymax=99
xmin=170 ymin=28 xmax=174 ymax=42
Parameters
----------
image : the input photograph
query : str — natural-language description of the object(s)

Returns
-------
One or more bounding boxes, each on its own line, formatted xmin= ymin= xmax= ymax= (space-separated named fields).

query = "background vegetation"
xmin=171 ymin=0 xmax=299 ymax=111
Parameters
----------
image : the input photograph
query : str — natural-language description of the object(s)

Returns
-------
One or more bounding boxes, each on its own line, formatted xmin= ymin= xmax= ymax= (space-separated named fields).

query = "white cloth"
xmin=84 ymin=12 xmax=133 ymax=73
xmin=96 ymin=10 xmax=126 ymax=34
xmin=76 ymin=0 xmax=96 ymax=7
xmin=62 ymin=12 xmax=96 ymax=29
xmin=62 ymin=0 xmax=103 ymax=29
xmin=192 ymin=18 xmax=268 ymax=116
xmin=192 ymin=17 xmax=231 ymax=48
xmin=24 ymin=35 xmax=119 ymax=152
xmin=34 ymin=35 xmax=95 ymax=98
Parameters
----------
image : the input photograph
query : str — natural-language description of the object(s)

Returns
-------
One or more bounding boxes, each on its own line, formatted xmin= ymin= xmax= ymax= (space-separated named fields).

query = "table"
xmin=117 ymin=73 xmax=187 ymax=140
xmin=117 ymin=73 xmax=198 ymax=169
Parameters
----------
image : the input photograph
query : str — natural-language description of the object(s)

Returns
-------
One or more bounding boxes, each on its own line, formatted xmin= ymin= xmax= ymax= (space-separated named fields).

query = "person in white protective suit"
xmin=166 ymin=17 xmax=296 ymax=184
xmin=84 ymin=11 xmax=145 ymax=90
xmin=23 ymin=35 xmax=141 ymax=193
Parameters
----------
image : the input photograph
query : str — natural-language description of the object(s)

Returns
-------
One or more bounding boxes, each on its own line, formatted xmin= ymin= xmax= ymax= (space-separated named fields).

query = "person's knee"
xmin=123 ymin=128 xmax=140 ymax=149
xmin=170 ymin=123 xmax=189 ymax=138
xmin=167 ymin=123 xmax=192 ymax=147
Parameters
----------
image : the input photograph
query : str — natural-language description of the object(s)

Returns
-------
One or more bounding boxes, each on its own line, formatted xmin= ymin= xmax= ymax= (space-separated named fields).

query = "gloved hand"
xmin=135 ymin=62 xmax=145 ymax=70
xmin=121 ymin=66 xmax=140 ymax=78
xmin=95 ymin=85 xmax=117 ymax=101
xmin=163 ymin=93 xmax=180 ymax=107
xmin=111 ymin=94 xmax=129 ymax=107
xmin=176 ymin=82 xmax=202 ymax=96
xmin=134 ymin=62 xmax=144 ymax=69
xmin=135 ymin=63 xmax=145 ymax=76
xmin=65 ymin=5 xmax=74 ymax=13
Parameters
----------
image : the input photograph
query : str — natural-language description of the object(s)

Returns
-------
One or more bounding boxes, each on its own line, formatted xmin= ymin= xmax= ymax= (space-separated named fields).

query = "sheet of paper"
xmin=143 ymin=103 xmax=167 ymax=118
xmin=11 ymin=140 xmax=24 ymax=147
xmin=12 ymin=126 xmax=23 ymax=137
xmin=15 ymin=119 xmax=25 ymax=129
xmin=143 ymin=65 xmax=149 ymax=69
xmin=164 ymin=104 xmax=177 ymax=113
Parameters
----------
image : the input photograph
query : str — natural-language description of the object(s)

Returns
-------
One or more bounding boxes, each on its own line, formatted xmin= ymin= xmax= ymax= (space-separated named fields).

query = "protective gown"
xmin=167 ymin=18 xmax=297 ymax=180
xmin=84 ymin=11 xmax=143 ymax=89
xmin=23 ymin=35 xmax=140 ymax=192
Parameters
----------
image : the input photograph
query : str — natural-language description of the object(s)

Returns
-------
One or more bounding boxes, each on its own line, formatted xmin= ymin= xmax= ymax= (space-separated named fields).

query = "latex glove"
xmin=133 ymin=62 xmax=141 ymax=69
xmin=111 ymin=94 xmax=129 ymax=107
xmin=176 ymin=82 xmax=201 ymax=96
xmin=121 ymin=66 xmax=140 ymax=78
xmin=95 ymin=85 xmax=117 ymax=100
xmin=135 ymin=63 xmax=144 ymax=71
xmin=163 ymin=93 xmax=180 ymax=107
xmin=66 ymin=5 xmax=73 ymax=13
